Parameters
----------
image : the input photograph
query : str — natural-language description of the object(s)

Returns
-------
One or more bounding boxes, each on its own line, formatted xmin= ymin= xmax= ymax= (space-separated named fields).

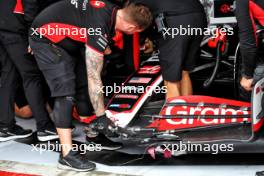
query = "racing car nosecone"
xmin=104 ymin=59 xmax=264 ymax=157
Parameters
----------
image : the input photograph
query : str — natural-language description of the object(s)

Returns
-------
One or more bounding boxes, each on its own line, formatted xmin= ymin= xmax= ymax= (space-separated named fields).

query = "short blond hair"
xmin=123 ymin=3 xmax=153 ymax=30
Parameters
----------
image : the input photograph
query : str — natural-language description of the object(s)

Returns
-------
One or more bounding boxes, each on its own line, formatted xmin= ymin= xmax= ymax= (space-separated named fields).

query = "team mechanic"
xmin=236 ymin=1 xmax=264 ymax=175
xmin=13 ymin=0 xmax=64 ymax=119
xmin=0 ymin=0 xmax=58 ymax=142
xmin=132 ymin=0 xmax=207 ymax=98
xmin=29 ymin=0 xmax=152 ymax=171
xmin=73 ymin=0 xmax=140 ymax=150
xmin=235 ymin=0 xmax=264 ymax=91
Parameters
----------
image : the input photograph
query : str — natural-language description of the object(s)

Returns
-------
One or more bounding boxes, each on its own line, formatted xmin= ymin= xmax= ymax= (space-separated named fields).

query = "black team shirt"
xmin=31 ymin=0 xmax=118 ymax=54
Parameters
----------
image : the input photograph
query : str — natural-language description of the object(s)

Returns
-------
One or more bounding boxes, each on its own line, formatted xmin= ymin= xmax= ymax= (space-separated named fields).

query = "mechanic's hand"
xmin=104 ymin=46 xmax=112 ymax=55
xmin=142 ymin=38 xmax=154 ymax=54
xmin=28 ymin=45 xmax=33 ymax=55
xmin=240 ymin=77 xmax=253 ymax=91
xmin=89 ymin=114 xmax=115 ymax=135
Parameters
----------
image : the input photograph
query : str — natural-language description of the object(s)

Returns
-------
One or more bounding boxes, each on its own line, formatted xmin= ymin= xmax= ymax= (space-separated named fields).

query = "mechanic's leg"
xmin=157 ymin=20 xmax=189 ymax=99
xmin=30 ymin=39 xmax=96 ymax=171
xmin=2 ymin=33 xmax=52 ymax=131
xmin=165 ymin=70 xmax=192 ymax=98
xmin=15 ymin=81 xmax=33 ymax=118
xmin=0 ymin=38 xmax=32 ymax=141
xmin=0 ymin=44 xmax=17 ymax=128
xmin=53 ymin=96 xmax=74 ymax=156
xmin=181 ymin=13 xmax=206 ymax=96
xmin=57 ymin=128 xmax=72 ymax=156
xmin=14 ymin=76 xmax=53 ymax=118
xmin=15 ymin=104 xmax=33 ymax=118
xmin=29 ymin=38 xmax=75 ymax=155
xmin=180 ymin=70 xmax=193 ymax=96
xmin=164 ymin=80 xmax=181 ymax=99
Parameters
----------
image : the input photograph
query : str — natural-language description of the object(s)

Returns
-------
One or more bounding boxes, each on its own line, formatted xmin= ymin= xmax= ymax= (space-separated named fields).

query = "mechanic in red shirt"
xmin=236 ymin=0 xmax=264 ymax=91
xmin=29 ymin=0 xmax=152 ymax=171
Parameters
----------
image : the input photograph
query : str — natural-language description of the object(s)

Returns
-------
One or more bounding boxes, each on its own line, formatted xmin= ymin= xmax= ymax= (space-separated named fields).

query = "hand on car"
xmin=240 ymin=77 xmax=253 ymax=91
xmin=88 ymin=114 xmax=116 ymax=135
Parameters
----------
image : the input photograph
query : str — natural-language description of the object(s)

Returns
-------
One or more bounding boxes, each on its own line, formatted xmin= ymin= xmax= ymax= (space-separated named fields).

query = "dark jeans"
xmin=0 ymin=31 xmax=52 ymax=130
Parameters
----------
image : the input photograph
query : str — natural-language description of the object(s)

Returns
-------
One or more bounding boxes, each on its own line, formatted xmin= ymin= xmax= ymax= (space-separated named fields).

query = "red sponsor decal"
xmin=90 ymin=0 xmax=105 ymax=8
xmin=138 ymin=65 xmax=161 ymax=74
xmin=148 ymin=96 xmax=251 ymax=131
xmin=115 ymin=94 xmax=139 ymax=99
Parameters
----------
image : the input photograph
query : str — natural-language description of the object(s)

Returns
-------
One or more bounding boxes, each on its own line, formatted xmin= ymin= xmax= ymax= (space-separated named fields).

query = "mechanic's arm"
xmin=235 ymin=0 xmax=257 ymax=90
xmin=23 ymin=0 xmax=39 ymax=28
xmin=85 ymin=45 xmax=105 ymax=117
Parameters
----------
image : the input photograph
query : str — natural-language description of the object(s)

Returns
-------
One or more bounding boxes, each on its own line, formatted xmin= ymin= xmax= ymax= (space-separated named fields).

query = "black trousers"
xmin=0 ymin=31 xmax=52 ymax=130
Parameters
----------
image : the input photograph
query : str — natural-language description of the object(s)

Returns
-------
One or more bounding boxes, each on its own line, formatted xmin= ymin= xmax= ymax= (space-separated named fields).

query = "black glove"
xmin=89 ymin=114 xmax=115 ymax=134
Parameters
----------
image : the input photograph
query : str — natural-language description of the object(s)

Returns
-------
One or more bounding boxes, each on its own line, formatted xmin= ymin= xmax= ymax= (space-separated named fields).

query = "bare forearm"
xmin=85 ymin=46 xmax=105 ymax=116
xmin=87 ymin=74 xmax=105 ymax=116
